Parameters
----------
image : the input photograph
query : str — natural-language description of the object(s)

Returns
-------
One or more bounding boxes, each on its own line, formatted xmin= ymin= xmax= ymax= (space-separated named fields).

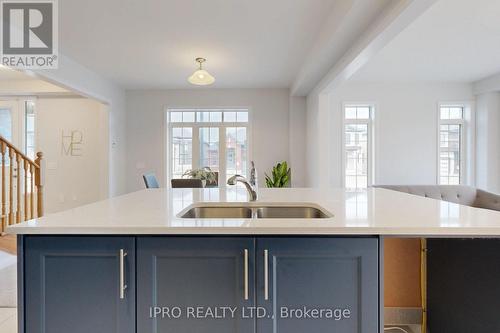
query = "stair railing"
xmin=0 ymin=135 xmax=43 ymax=234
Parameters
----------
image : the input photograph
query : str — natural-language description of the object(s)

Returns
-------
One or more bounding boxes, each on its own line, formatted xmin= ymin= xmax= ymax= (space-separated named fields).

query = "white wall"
xmin=37 ymin=98 xmax=108 ymax=213
xmin=34 ymin=54 xmax=127 ymax=197
xmin=305 ymin=92 xmax=331 ymax=187
xmin=289 ymin=96 xmax=307 ymax=187
xmin=306 ymin=82 xmax=474 ymax=187
xmin=476 ymin=92 xmax=500 ymax=193
xmin=126 ymin=89 xmax=290 ymax=192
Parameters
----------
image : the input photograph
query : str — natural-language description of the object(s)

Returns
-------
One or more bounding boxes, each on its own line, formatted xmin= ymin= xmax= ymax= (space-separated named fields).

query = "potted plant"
xmin=182 ymin=167 xmax=217 ymax=187
xmin=265 ymin=161 xmax=291 ymax=188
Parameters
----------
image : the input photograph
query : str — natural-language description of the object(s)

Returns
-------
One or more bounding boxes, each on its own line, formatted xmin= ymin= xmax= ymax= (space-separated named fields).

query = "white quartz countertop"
xmin=7 ymin=187 xmax=500 ymax=236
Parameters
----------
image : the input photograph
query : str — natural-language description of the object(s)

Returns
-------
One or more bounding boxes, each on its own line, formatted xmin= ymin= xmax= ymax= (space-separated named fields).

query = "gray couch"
xmin=374 ymin=185 xmax=500 ymax=212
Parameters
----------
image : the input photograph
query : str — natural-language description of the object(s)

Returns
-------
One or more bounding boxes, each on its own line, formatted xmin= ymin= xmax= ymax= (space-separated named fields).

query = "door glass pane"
xmin=199 ymin=127 xmax=219 ymax=172
xmin=440 ymin=106 xmax=463 ymax=120
xmin=236 ymin=111 xmax=248 ymax=122
xmin=197 ymin=111 xmax=222 ymax=122
xmin=171 ymin=127 xmax=192 ymax=179
xmin=345 ymin=107 xmax=356 ymax=119
xmin=197 ymin=112 xmax=210 ymax=122
xmin=449 ymin=107 xmax=463 ymax=120
xmin=344 ymin=123 xmax=368 ymax=189
xmin=440 ymin=107 xmax=450 ymax=120
xmin=224 ymin=112 xmax=237 ymax=122
xmin=439 ymin=124 xmax=461 ymax=184
xmin=226 ymin=127 xmax=247 ymax=180
xmin=0 ymin=108 xmax=12 ymax=141
xmin=357 ymin=107 xmax=370 ymax=119
xmin=182 ymin=112 xmax=195 ymax=122
xmin=210 ymin=111 xmax=222 ymax=122
xmin=345 ymin=106 xmax=371 ymax=120
xmin=170 ymin=112 xmax=182 ymax=122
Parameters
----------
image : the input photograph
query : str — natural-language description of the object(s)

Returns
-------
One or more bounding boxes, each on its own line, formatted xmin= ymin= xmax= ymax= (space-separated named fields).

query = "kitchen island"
xmin=8 ymin=187 xmax=500 ymax=333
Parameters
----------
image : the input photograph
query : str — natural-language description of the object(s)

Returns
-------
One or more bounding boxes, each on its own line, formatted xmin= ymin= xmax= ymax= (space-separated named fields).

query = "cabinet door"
xmin=24 ymin=236 xmax=135 ymax=333
xmin=256 ymin=237 xmax=379 ymax=333
xmin=137 ymin=237 xmax=255 ymax=333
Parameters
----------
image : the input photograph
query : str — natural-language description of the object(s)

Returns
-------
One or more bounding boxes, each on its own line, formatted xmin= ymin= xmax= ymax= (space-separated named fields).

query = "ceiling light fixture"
xmin=188 ymin=58 xmax=215 ymax=86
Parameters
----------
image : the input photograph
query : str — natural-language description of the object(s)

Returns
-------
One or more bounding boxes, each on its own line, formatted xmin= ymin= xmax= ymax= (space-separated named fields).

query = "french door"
xmin=0 ymin=100 xmax=24 ymax=218
xmin=0 ymin=100 xmax=22 ymax=147
xmin=168 ymin=109 xmax=250 ymax=186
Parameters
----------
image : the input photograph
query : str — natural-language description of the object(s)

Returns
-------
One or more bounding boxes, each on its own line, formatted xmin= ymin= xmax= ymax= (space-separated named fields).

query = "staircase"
xmin=0 ymin=135 xmax=43 ymax=235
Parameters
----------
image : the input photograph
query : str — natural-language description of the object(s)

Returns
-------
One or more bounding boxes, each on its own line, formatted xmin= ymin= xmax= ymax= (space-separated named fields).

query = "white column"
xmin=475 ymin=92 xmax=500 ymax=192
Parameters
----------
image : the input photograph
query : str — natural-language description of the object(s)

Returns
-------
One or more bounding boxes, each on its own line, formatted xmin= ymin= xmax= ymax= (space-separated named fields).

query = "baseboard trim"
xmin=385 ymin=307 xmax=422 ymax=326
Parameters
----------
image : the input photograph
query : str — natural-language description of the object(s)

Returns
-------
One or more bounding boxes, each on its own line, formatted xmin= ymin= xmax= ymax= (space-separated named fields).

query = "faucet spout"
xmin=227 ymin=175 xmax=258 ymax=201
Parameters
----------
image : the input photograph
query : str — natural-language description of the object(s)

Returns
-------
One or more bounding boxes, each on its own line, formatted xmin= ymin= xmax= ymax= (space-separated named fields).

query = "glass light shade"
xmin=188 ymin=69 xmax=215 ymax=85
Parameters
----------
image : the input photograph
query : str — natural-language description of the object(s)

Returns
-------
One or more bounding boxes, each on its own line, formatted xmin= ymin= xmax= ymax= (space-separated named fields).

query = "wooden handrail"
xmin=0 ymin=135 xmax=39 ymax=169
xmin=0 ymin=136 xmax=43 ymax=234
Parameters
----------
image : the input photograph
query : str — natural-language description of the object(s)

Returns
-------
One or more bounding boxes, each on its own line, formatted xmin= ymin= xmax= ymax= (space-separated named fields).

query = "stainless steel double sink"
xmin=179 ymin=204 xmax=332 ymax=219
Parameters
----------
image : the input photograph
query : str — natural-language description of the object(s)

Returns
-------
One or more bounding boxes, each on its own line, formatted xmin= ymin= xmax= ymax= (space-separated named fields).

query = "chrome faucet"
xmin=227 ymin=175 xmax=258 ymax=201
xmin=249 ymin=161 xmax=257 ymax=186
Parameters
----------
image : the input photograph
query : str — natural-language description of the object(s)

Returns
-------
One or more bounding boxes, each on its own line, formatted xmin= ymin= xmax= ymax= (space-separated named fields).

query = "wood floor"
xmin=0 ymin=234 xmax=17 ymax=310
xmin=0 ymin=308 xmax=16 ymax=333
xmin=0 ymin=235 xmax=16 ymax=255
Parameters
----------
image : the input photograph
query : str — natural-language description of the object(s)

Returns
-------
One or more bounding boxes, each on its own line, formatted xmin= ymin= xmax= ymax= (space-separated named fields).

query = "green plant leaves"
xmin=265 ymin=161 xmax=291 ymax=188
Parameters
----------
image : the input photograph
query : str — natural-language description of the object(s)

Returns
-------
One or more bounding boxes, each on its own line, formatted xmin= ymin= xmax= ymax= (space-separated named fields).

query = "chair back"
xmin=171 ymin=178 xmax=204 ymax=188
xmin=143 ymin=172 xmax=160 ymax=189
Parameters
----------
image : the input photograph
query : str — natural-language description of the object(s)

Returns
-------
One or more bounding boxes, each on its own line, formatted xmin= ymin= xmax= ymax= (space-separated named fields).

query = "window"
xmin=439 ymin=105 xmax=464 ymax=185
xmin=343 ymin=105 xmax=372 ymax=190
xmin=0 ymin=107 xmax=12 ymax=141
xmin=171 ymin=127 xmax=193 ymax=179
xmin=25 ymin=100 xmax=36 ymax=160
xmin=167 ymin=109 xmax=250 ymax=185
xmin=225 ymin=126 xmax=247 ymax=180
xmin=199 ymin=127 xmax=219 ymax=172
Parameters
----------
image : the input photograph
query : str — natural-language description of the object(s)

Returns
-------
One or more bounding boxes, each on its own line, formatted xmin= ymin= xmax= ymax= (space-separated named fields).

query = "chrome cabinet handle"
xmin=244 ymin=249 xmax=249 ymax=300
xmin=119 ymin=249 xmax=128 ymax=300
xmin=264 ymin=249 xmax=269 ymax=300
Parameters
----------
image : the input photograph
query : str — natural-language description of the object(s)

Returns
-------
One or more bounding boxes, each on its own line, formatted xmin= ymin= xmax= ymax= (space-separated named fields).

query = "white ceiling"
xmin=0 ymin=67 xmax=37 ymax=81
xmin=0 ymin=67 xmax=70 ymax=93
xmin=59 ymin=0 xmax=337 ymax=89
xmin=352 ymin=0 xmax=500 ymax=83
xmin=291 ymin=0 xmax=394 ymax=95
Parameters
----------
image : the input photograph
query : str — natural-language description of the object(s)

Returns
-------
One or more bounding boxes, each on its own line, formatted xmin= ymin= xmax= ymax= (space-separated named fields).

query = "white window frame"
xmin=341 ymin=103 xmax=375 ymax=190
xmin=437 ymin=103 xmax=468 ymax=185
xmin=164 ymin=108 xmax=252 ymax=186
xmin=23 ymin=99 xmax=37 ymax=160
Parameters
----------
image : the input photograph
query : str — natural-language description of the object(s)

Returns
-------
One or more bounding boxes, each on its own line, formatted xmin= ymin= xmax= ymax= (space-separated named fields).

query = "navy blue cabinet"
xmin=137 ymin=237 xmax=256 ymax=333
xmin=22 ymin=236 xmax=379 ymax=333
xmin=23 ymin=236 xmax=135 ymax=333
xmin=256 ymin=237 xmax=379 ymax=333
